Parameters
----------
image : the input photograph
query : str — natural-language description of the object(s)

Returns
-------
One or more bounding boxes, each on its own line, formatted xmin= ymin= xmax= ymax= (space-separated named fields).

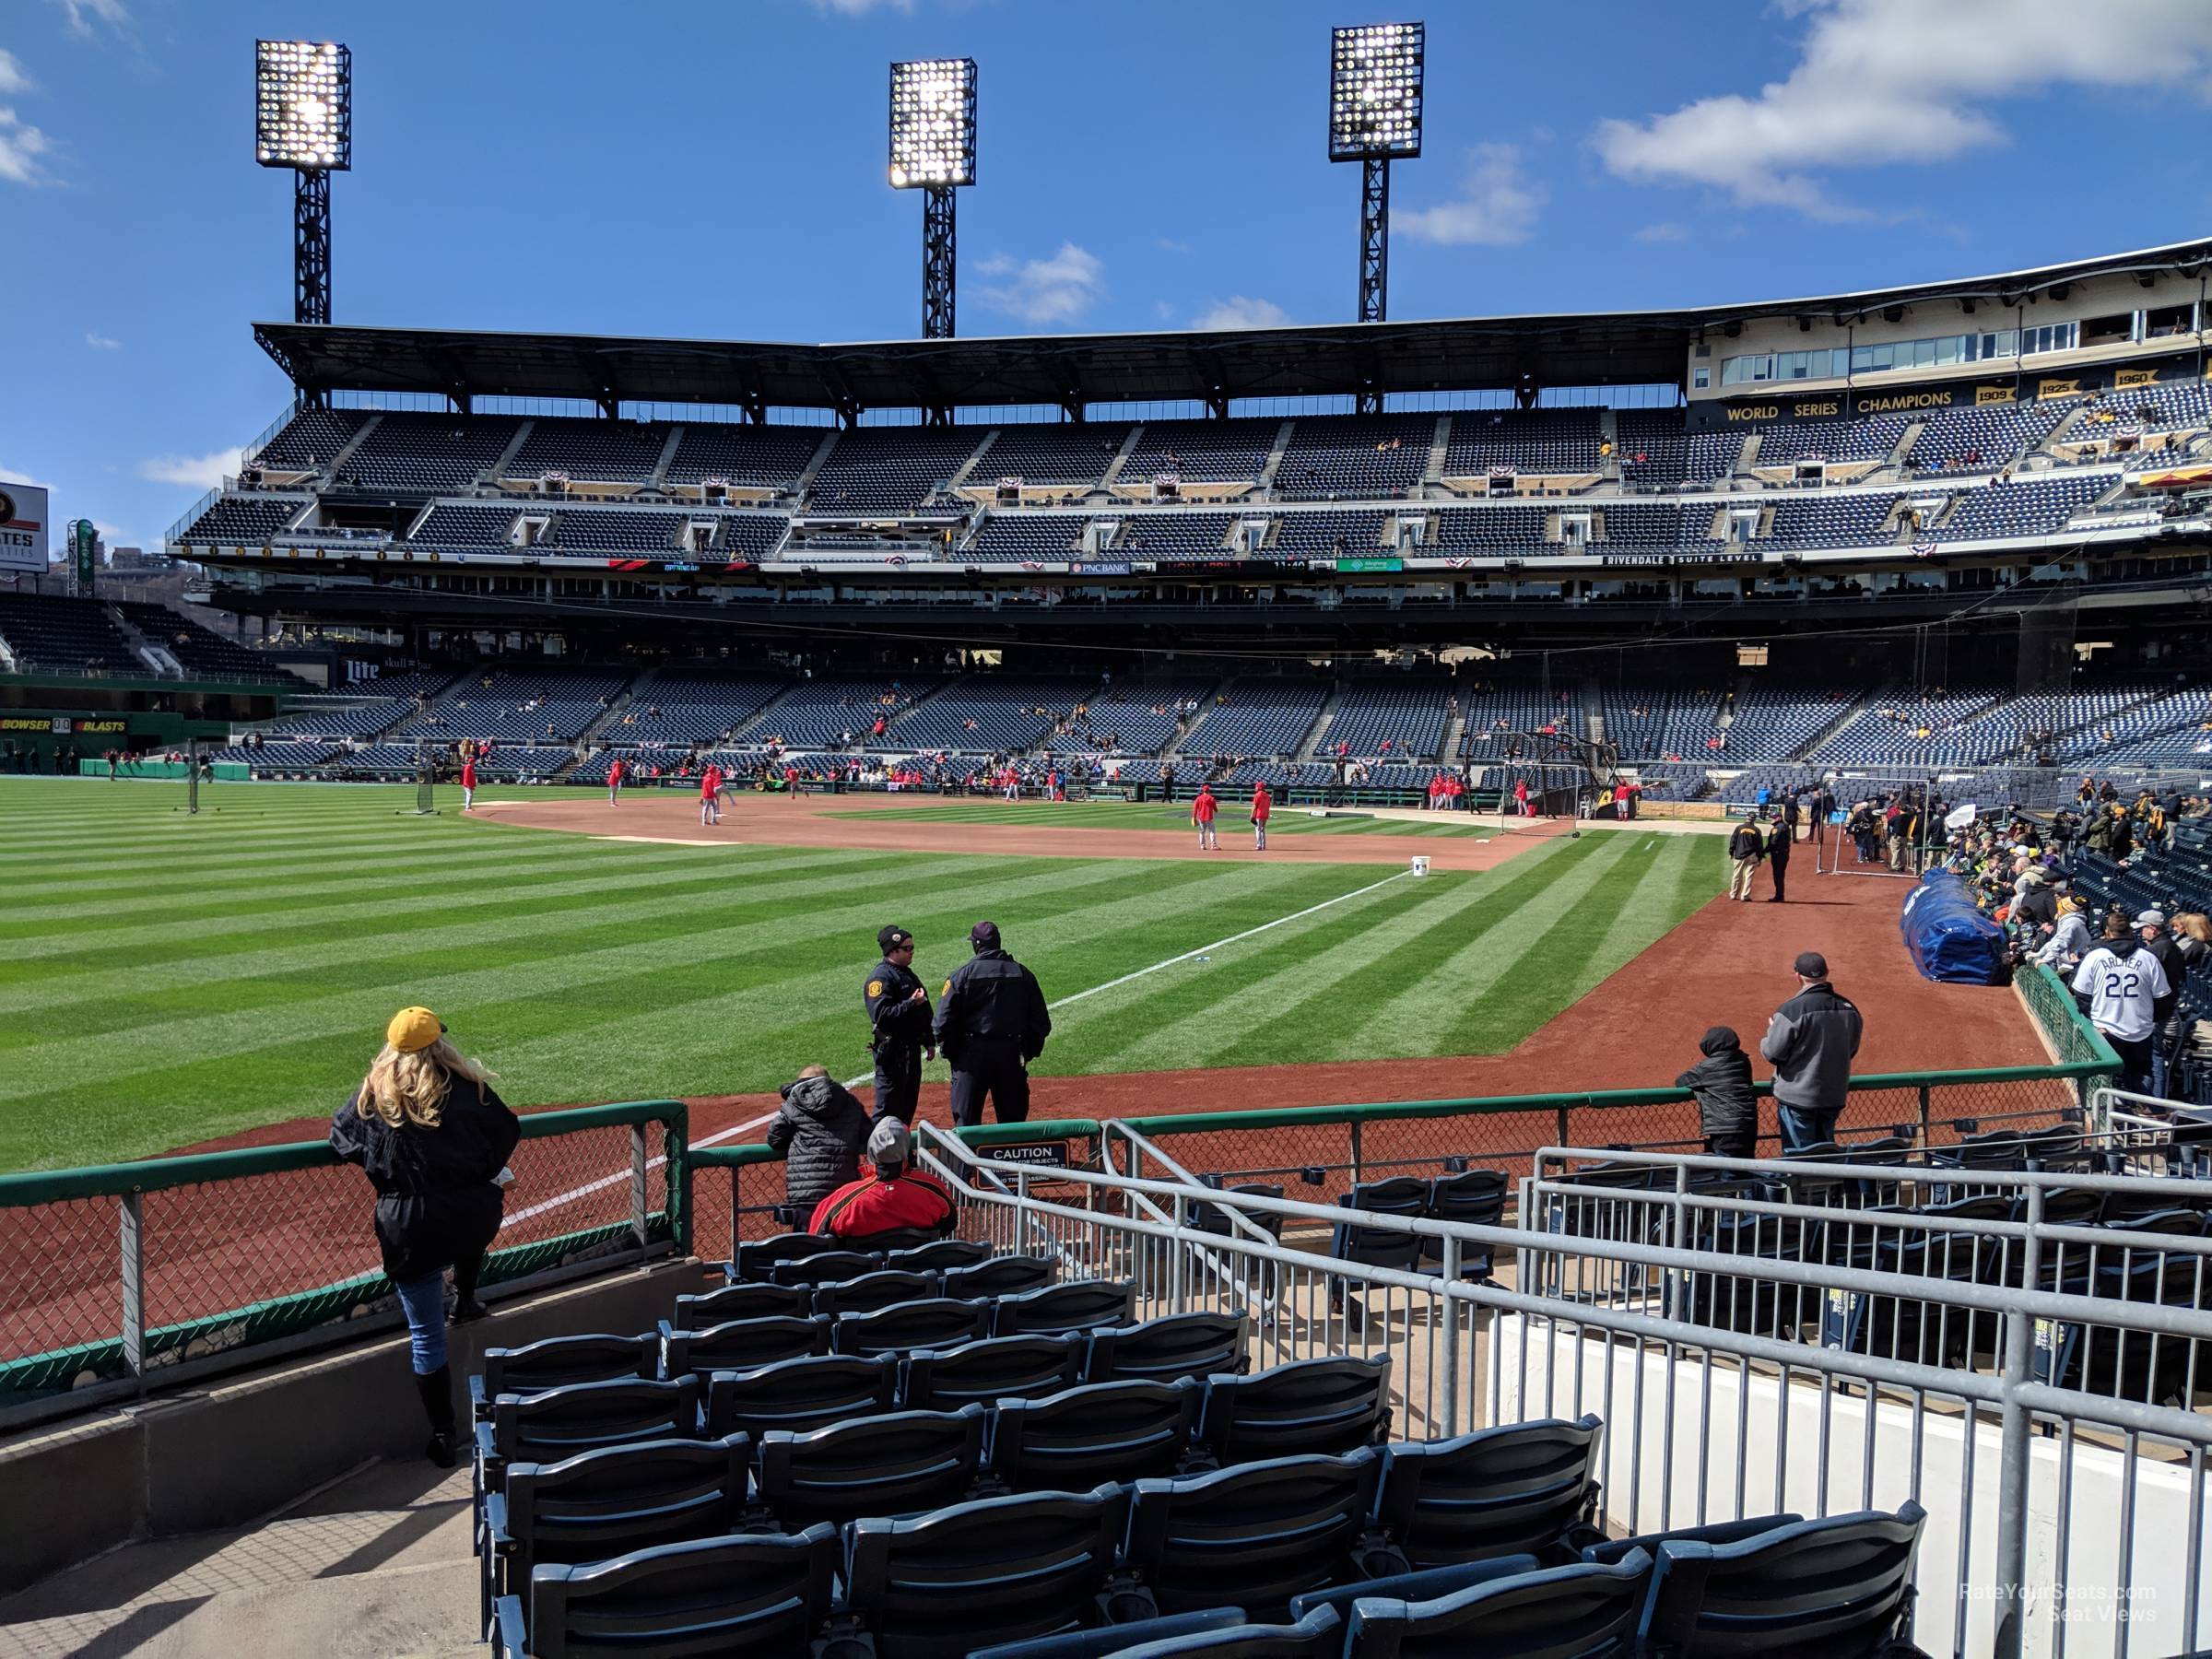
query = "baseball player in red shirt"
xmin=606 ymin=755 xmax=626 ymax=805
xmin=1250 ymin=781 xmax=1272 ymax=850
xmin=782 ymin=763 xmax=799 ymax=799
xmin=700 ymin=762 xmax=723 ymax=826
xmin=1193 ymin=783 xmax=1219 ymax=851
xmin=459 ymin=753 xmax=477 ymax=813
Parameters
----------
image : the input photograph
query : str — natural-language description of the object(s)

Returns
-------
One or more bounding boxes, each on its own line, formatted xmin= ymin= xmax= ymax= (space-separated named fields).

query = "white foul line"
xmin=514 ymin=865 xmax=1416 ymax=1221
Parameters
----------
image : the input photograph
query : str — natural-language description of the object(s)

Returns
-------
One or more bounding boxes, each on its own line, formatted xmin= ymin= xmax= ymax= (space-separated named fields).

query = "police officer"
xmin=934 ymin=920 xmax=1051 ymax=1126
xmin=864 ymin=925 xmax=934 ymax=1124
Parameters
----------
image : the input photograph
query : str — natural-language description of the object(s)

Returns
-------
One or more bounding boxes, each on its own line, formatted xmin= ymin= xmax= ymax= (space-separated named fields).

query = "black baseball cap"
xmin=971 ymin=920 xmax=1000 ymax=947
xmin=1794 ymin=951 xmax=1829 ymax=979
xmin=877 ymin=925 xmax=914 ymax=951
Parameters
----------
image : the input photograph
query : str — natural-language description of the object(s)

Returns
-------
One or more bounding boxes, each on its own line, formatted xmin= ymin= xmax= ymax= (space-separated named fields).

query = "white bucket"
xmin=1410 ymin=855 xmax=1430 ymax=877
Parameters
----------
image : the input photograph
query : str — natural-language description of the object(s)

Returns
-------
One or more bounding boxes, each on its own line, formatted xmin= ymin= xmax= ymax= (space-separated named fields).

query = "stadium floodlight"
xmin=888 ymin=57 xmax=976 ymax=339
xmin=255 ymin=41 xmax=351 ymax=328
xmin=1328 ymin=21 xmax=1423 ymax=356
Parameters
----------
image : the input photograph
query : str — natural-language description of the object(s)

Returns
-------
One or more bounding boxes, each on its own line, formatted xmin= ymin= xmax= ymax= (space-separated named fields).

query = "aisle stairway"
xmin=0 ymin=1459 xmax=479 ymax=1658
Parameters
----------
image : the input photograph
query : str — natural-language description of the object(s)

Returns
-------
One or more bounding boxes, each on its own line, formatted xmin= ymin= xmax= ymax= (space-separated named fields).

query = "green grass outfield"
xmin=0 ymin=777 xmax=1721 ymax=1172
xmin=834 ymin=801 xmax=1495 ymax=837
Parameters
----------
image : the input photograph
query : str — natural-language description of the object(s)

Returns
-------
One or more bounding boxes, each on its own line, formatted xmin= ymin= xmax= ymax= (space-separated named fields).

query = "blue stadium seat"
xmin=1094 ymin=1605 xmax=1345 ymax=1657
xmin=659 ymin=1313 xmax=832 ymax=1382
xmin=941 ymin=1253 xmax=1062 ymax=1300
xmin=841 ymin=1483 xmax=1151 ymax=1659
xmin=1284 ymin=1555 xmax=1543 ymax=1624
xmin=810 ymin=1268 xmax=940 ymax=1318
xmin=992 ymin=1278 xmax=1140 ymax=1337
xmin=475 ymin=1376 xmax=700 ymax=1508
xmin=967 ymin=1607 xmax=1252 ymax=1659
xmin=467 ymin=1333 xmax=657 ymax=1420
xmin=988 ymin=1378 xmax=1203 ymax=1489
xmin=733 ymin=1230 xmax=851 ymax=1281
xmin=1419 ymin=1171 xmax=1508 ymax=1278
xmin=675 ymin=1279 xmax=813 ymax=1328
xmin=834 ymin=1297 xmax=994 ymax=1358
xmin=1342 ymin=1548 xmax=1655 ymax=1657
xmin=769 ymin=1249 xmax=882 ymax=1288
xmin=1123 ymin=1448 xmax=1399 ymax=1618
xmin=1641 ymin=1503 xmax=1926 ymax=1655
xmin=1370 ymin=1414 xmax=1604 ymax=1568
xmin=753 ymin=1403 xmax=987 ymax=1529
xmin=901 ymin=1333 xmax=1084 ymax=1412
xmin=1194 ymin=1356 xmax=1393 ymax=1465
xmin=490 ymin=1524 xmax=840 ymax=1659
xmin=883 ymin=1237 xmax=994 ymax=1275
xmin=704 ymin=1352 xmax=897 ymax=1438
xmin=1084 ymin=1311 xmax=1251 ymax=1386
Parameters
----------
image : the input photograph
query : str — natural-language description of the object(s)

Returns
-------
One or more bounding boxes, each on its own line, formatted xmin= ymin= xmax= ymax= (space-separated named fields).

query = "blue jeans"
xmin=393 ymin=1271 xmax=448 ymax=1375
xmin=1777 ymin=1100 xmax=1839 ymax=1153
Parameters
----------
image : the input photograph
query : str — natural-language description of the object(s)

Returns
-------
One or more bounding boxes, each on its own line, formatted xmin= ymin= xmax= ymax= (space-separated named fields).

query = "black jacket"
xmin=766 ymin=1074 xmax=870 ymax=1210
xmin=865 ymin=958 xmax=935 ymax=1054
xmin=2143 ymin=931 xmax=2183 ymax=1028
xmin=2013 ymin=885 xmax=2057 ymax=930
xmin=1676 ymin=1026 xmax=1758 ymax=1144
xmin=329 ymin=1073 xmax=520 ymax=1281
xmin=1728 ymin=823 xmax=1764 ymax=861
xmin=935 ymin=947 xmax=1053 ymax=1062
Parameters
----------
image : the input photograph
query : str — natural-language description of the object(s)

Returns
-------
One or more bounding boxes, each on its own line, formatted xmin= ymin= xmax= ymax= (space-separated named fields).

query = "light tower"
xmin=254 ymin=40 xmax=351 ymax=325
xmin=1329 ymin=21 xmax=1423 ymax=345
xmin=888 ymin=57 xmax=977 ymax=340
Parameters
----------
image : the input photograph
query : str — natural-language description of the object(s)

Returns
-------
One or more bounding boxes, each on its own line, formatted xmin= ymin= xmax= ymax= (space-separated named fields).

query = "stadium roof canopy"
xmin=254 ymin=237 xmax=2212 ymax=418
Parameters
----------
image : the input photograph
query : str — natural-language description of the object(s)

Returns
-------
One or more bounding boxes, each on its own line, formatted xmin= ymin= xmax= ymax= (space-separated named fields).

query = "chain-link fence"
xmin=0 ymin=1100 xmax=688 ymax=1431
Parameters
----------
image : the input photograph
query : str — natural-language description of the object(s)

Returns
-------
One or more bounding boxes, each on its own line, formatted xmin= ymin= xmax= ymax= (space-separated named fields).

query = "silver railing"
xmin=919 ymin=1123 xmax=2212 ymax=1659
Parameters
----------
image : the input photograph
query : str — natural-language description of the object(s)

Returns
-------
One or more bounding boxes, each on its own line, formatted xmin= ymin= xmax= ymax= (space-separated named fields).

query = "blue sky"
xmin=5 ymin=0 xmax=2211 ymax=555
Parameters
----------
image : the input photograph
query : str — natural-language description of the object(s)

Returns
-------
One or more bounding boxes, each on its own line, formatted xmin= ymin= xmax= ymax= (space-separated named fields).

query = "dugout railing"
xmin=0 ymin=1100 xmax=688 ymax=1431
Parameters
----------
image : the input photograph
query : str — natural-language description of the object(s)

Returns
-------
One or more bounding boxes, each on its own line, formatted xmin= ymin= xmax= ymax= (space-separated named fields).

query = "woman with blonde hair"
xmin=330 ymin=1007 xmax=519 ymax=1466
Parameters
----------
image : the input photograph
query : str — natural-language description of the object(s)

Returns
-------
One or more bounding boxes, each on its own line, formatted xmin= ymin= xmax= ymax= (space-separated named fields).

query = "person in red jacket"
xmin=1192 ymin=783 xmax=1219 ymax=851
xmin=1250 ymin=781 xmax=1272 ymax=851
xmin=782 ymin=762 xmax=799 ymax=798
xmin=700 ymin=762 xmax=723 ymax=827
xmin=606 ymin=755 xmax=626 ymax=806
xmin=459 ymin=752 xmax=477 ymax=813
xmin=1513 ymin=776 xmax=1534 ymax=818
xmin=807 ymin=1118 xmax=957 ymax=1244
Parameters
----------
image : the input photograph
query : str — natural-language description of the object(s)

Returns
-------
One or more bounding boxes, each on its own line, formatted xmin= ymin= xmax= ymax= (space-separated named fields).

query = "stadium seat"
xmin=810 ymin=1267 xmax=940 ymax=1318
xmin=987 ymin=1378 xmax=1203 ymax=1489
xmin=840 ymin=1483 xmax=1153 ymax=1659
xmin=942 ymin=1253 xmax=1062 ymax=1300
xmin=1084 ymin=1311 xmax=1252 ymax=1386
xmin=834 ymin=1297 xmax=994 ymax=1358
xmin=1190 ymin=1182 xmax=1287 ymax=1241
xmin=1329 ymin=1180 xmax=1429 ymax=1321
xmin=1341 ymin=1548 xmax=1656 ymax=1658
xmin=992 ymin=1278 xmax=1140 ymax=1336
xmin=467 ymin=1333 xmax=657 ymax=1420
xmin=734 ymin=1231 xmax=851 ymax=1281
xmin=884 ymin=1238 xmax=994 ymax=1275
xmin=1579 ymin=1512 xmax=1802 ymax=1567
xmin=1087 ymin=1605 xmax=1346 ymax=1657
xmin=1123 ymin=1448 xmax=1400 ymax=1617
xmin=704 ymin=1352 xmax=897 ymax=1438
xmin=475 ymin=1376 xmax=700 ymax=1506
xmin=901 ymin=1333 xmax=1084 ymax=1411
xmin=966 ymin=1608 xmax=1253 ymax=1659
xmin=1369 ymin=1413 xmax=1604 ymax=1568
xmin=1284 ymin=1555 xmax=1542 ymax=1624
xmin=674 ymin=1279 xmax=812 ymax=1328
xmin=771 ymin=1249 xmax=882 ymax=1288
xmin=481 ymin=1432 xmax=750 ymax=1636
xmin=490 ymin=1524 xmax=841 ymax=1659
xmin=660 ymin=1312 xmax=832 ymax=1382
xmin=1419 ymin=1171 xmax=1508 ymax=1278
xmin=845 ymin=1224 xmax=961 ymax=1253
xmin=1641 ymin=1502 xmax=1927 ymax=1655
xmin=753 ymin=1403 xmax=988 ymax=1529
xmin=1194 ymin=1356 xmax=1393 ymax=1464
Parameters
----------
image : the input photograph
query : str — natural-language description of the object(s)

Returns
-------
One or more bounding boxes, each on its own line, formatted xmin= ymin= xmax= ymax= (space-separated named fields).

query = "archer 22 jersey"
xmin=2072 ymin=945 xmax=2170 ymax=1042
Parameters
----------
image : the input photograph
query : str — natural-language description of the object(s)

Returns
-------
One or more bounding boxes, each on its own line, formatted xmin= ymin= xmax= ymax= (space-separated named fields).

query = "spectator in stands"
xmin=1727 ymin=818 xmax=1765 ymax=901
xmin=1677 ymin=1026 xmax=1758 ymax=1159
xmin=1759 ymin=952 xmax=1863 ymax=1150
xmin=2137 ymin=910 xmax=2185 ymax=1096
xmin=328 ymin=1007 xmax=519 ymax=1468
xmin=766 ymin=1065 xmax=870 ymax=1217
xmin=2074 ymin=916 xmax=2171 ymax=1097
xmin=806 ymin=1117 xmax=956 ymax=1243
xmin=2034 ymin=894 xmax=2094 ymax=970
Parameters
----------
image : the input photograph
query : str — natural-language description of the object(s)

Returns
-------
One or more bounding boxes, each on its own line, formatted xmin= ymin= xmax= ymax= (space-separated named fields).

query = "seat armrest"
xmin=490 ymin=1594 xmax=529 ymax=1659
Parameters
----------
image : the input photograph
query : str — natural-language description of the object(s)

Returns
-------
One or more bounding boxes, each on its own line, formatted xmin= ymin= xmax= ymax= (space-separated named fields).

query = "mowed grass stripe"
xmin=1063 ymin=843 xmax=1575 ymax=1076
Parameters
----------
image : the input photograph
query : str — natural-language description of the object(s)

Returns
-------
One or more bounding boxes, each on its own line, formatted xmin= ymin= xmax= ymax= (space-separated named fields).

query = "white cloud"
xmin=1396 ymin=143 xmax=1547 ymax=246
xmin=0 ymin=463 xmax=54 ymax=490
xmin=0 ymin=108 xmax=55 ymax=186
xmin=1593 ymin=0 xmax=2212 ymax=220
xmin=85 ymin=331 xmax=121 ymax=350
xmin=976 ymin=241 xmax=1106 ymax=326
xmin=1632 ymin=221 xmax=1690 ymax=243
xmin=0 ymin=49 xmax=34 ymax=95
xmin=1191 ymin=296 xmax=1292 ymax=331
xmin=54 ymin=0 xmax=130 ymax=37
xmin=1156 ymin=237 xmax=1192 ymax=254
xmin=138 ymin=449 xmax=242 ymax=489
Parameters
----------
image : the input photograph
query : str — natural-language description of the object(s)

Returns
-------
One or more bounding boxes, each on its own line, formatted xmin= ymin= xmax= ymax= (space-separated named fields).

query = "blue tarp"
xmin=1900 ymin=869 xmax=2006 ymax=985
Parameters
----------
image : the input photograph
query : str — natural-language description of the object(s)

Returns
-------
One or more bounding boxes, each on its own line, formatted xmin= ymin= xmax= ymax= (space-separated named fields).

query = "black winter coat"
xmin=329 ymin=1073 xmax=520 ymax=1281
xmin=1676 ymin=1027 xmax=1758 ymax=1145
xmin=766 ymin=1074 xmax=870 ymax=1210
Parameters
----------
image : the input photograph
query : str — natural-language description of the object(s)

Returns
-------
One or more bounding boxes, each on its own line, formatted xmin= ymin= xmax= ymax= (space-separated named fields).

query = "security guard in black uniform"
xmin=864 ymin=925 xmax=934 ymax=1124
xmin=934 ymin=920 xmax=1052 ymax=1127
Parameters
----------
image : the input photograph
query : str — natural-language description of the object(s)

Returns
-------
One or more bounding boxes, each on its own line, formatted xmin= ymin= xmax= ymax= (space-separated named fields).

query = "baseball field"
xmin=0 ymin=775 xmax=1724 ymax=1173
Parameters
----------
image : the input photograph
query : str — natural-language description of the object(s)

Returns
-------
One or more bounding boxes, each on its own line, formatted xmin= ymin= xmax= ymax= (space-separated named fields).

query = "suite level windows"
xmin=1717 ymin=323 xmax=2084 ymax=385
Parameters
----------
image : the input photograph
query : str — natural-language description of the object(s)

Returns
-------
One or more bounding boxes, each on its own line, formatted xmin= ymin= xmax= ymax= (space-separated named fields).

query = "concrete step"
xmin=0 ymin=1462 xmax=474 ymax=1659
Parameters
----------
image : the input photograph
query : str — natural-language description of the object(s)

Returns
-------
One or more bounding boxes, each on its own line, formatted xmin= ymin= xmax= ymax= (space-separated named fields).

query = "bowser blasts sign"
xmin=0 ymin=482 xmax=50 ymax=575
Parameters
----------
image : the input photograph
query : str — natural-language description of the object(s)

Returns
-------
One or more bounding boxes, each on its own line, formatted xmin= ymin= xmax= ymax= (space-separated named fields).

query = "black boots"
xmin=450 ymin=1257 xmax=488 ymax=1325
xmin=413 ymin=1364 xmax=456 ymax=1468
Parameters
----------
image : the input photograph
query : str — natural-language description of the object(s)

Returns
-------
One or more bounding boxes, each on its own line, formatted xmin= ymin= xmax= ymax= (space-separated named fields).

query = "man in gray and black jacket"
xmin=1759 ymin=950 xmax=1863 ymax=1151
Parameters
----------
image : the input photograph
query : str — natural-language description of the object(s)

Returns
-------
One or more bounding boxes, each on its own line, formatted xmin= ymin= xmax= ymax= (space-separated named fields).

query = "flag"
xmin=1945 ymin=803 xmax=1977 ymax=830
xmin=1912 ymin=541 xmax=1937 ymax=558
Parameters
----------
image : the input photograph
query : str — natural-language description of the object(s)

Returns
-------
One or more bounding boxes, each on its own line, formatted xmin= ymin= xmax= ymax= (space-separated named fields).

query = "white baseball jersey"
xmin=2072 ymin=946 xmax=2170 ymax=1041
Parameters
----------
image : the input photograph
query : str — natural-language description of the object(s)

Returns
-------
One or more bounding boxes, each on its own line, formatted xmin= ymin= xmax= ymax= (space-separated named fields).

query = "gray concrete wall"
xmin=0 ymin=1258 xmax=706 ymax=1597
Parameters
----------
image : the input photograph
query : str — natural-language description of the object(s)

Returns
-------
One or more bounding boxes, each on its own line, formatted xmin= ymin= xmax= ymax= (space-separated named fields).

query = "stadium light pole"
xmin=1330 ymin=21 xmax=1422 ymax=408
xmin=255 ymin=40 xmax=351 ymax=326
xmin=888 ymin=57 xmax=976 ymax=342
